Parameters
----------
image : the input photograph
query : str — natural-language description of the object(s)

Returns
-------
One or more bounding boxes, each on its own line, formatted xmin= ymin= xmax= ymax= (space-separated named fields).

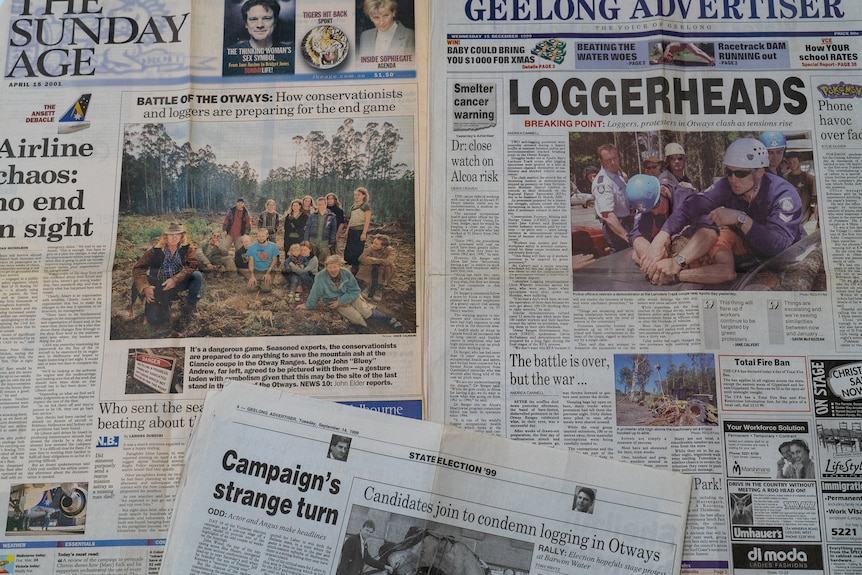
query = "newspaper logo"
xmin=5 ymin=5 xmax=190 ymax=78
xmin=731 ymin=526 xmax=784 ymax=540
xmin=58 ymin=94 xmax=91 ymax=134
xmin=822 ymin=457 xmax=862 ymax=476
xmin=97 ymin=436 xmax=120 ymax=448
xmin=733 ymin=543 xmax=823 ymax=571
xmin=816 ymin=82 xmax=862 ymax=99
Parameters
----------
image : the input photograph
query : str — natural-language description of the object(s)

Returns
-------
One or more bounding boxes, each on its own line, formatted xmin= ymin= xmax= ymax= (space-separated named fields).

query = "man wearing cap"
xmin=591 ymin=143 xmax=632 ymax=253
xmin=133 ymin=222 xmax=202 ymax=324
xmin=642 ymin=155 xmax=662 ymax=179
xmin=222 ymin=197 xmax=253 ymax=253
xmin=759 ymin=131 xmax=787 ymax=179
xmin=785 ymin=151 xmax=817 ymax=225
xmin=642 ymin=138 xmax=806 ymax=285
xmin=660 ymin=143 xmax=697 ymax=196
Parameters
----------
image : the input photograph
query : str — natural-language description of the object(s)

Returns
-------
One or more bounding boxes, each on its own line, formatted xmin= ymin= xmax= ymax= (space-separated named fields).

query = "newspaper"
xmin=0 ymin=0 xmax=425 ymax=572
xmin=426 ymin=2 xmax=862 ymax=575
xmin=3 ymin=0 xmax=862 ymax=574
xmin=160 ymin=381 xmax=691 ymax=575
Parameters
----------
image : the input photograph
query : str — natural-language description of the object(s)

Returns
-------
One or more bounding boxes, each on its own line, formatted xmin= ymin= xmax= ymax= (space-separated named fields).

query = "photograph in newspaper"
xmin=570 ymin=130 xmax=823 ymax=292
xmin=355 ymin=0 xmax=417 ymax=71
xmin=614 ymin=353 xmax=717 ymax=427
xmin=222 ymin=0 xmax=296 ymax=76
xmin=648 ymin=42 xmax=716 ymax=67
xmin=110 ymin=116 xmax=416 ymax=339
xmin=336 ymin=506 xmax=533 ymax=575
xmin=126 ymin=347 xmax=186 ymax=394
xmin=6 ymin=483 xmax=88 ymax=535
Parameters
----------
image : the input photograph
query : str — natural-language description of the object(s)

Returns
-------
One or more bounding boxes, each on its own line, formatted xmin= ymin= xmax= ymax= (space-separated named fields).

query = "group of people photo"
xmin=114 ymin=108 xmax=416 ymax=340
xmin=570 ymin=130 xmax=822 ymax=292
xmin=112 ymin=188 xmax=412 ymax=339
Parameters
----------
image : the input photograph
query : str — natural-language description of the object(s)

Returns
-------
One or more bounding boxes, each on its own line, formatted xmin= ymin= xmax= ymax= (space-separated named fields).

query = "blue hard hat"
xmin=758 ymin=131 xmax=786 ymax=150
xmin=626 ymin=174 xmax=661 ymax=212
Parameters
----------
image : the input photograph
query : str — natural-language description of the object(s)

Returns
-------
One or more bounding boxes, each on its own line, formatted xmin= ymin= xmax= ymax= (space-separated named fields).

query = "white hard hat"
xmin=664 ymin=143 xmax=685 ymax=157
xmin=724 ymin=138 xmax=769 ymax=168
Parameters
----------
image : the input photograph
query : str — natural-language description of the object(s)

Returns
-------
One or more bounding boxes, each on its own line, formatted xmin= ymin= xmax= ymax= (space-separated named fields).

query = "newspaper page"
xmin=0 ymin=0 xmax=425 ymax=572
xmin=426 ymin=2 xmax=862 ymax=575
xmin=160 ymin=381 xmax=692 ymax=575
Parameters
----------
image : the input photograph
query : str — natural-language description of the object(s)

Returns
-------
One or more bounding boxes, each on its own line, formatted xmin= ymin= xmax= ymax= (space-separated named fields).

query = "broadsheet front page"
xmin=1 ymin=0 xmax=425 ymax=572
xmin=160 ymin=382 xmax=691 ymax=575
xmin=426 ymin=2 xmax=862 ymax=574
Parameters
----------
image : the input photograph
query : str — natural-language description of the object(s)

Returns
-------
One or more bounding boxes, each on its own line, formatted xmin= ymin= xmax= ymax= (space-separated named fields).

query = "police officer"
xmin=591 ymin=143 xmax=631 ymax=253
xmin=643 ymin=138 xmax=806 ymax=285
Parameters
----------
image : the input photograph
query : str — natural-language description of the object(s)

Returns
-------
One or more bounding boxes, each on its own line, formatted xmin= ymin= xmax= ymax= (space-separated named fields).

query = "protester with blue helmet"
xmin=759 ymin=131 xmax=787 ymax=178
xmin=628 ymin=170 xmax=716 ymax=268
xmin=626 ymin=174 xmax=661 ymax=213
xmin=627 ymin=174 xmax=666 ymax=266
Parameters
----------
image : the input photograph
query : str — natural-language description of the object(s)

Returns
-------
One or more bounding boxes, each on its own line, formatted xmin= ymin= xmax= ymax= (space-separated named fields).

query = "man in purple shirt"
xmin=641 ymin=138 xmax=805 ymax=285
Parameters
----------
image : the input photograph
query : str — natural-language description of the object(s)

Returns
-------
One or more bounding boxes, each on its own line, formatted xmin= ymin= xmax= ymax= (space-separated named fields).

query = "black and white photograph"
xmin=336 ymin=505 xmax=533 ymax=575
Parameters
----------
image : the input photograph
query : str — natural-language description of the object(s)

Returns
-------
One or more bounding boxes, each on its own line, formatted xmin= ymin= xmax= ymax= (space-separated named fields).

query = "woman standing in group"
xmin=301 ymin=195 xmax=315 ymax=217
xmin=258 ymin=199 xmax=281 ymax=243
xmin=284 ymin=199 xmax=308 ymax=256
xmin=343 ymin=187 xmax=372 ymax=275
xmin=258 ymin=198 xmax=281 ymax=266
xmin=326 ymin=192 xmax=346 ymax=249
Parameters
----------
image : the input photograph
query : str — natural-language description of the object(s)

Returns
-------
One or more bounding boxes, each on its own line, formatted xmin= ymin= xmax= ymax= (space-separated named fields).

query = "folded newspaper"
xmin=161 ymin=382 xmax=691 ymax=575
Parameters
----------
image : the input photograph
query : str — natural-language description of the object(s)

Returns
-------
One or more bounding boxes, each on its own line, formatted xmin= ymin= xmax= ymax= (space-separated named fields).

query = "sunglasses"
xmin=725 ymin=168 xmax=754 ymax=179
xmin=668 ymin=155 xmax=685 ymax=162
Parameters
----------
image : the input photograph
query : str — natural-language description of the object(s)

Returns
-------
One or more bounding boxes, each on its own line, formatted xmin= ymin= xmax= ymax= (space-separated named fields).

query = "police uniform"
xmin=591 ymin=167 xmax=632 ymax=253
xmin=661 ymin=172 xmax=805 ymax=259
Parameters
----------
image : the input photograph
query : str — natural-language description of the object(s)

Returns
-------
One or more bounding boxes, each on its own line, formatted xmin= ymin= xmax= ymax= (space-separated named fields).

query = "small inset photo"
xmin=729 ymin=492 xmax=753 ymax=525
xmin=6 ymin=483 xmax=88 ymax=535
xmin=356 ymin=0 xmax=416 ymax=65
xmin=126 ymin=348 xmax=185 ymax=394
xmin=300 ymin=25 xmax=350 ymax=70
xmin=615 ymin=353 xmax=717 ymax=427
xmin=223 ymin=0 xmax=296 ymax=76
xmin=572 ymin=486 xmax=596 ymax=514
xmin=328 ymin=434 xmax=352 ymax=461
xmin=648 ymin=41 xmax=715 ymax=66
